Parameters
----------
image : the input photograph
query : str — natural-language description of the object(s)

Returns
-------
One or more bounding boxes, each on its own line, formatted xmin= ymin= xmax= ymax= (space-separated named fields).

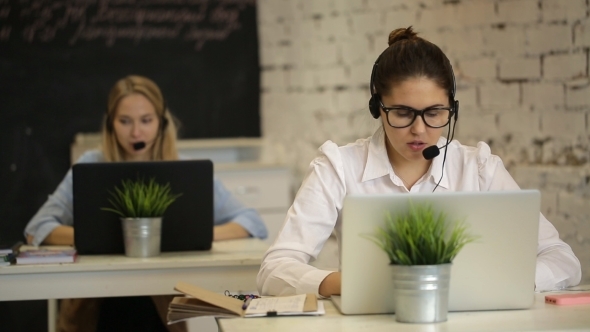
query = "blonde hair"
xmin=101 ymin=75 xmax=179 ymax=162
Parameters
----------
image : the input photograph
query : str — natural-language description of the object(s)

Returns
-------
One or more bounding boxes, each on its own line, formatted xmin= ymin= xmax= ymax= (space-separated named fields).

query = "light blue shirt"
xmin=24 ymin=150 xmax=267 ymax=246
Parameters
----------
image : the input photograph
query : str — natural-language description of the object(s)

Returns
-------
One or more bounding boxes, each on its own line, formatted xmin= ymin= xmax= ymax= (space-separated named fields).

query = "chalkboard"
xmin=0 ymin=0 xmax=260 ymax=244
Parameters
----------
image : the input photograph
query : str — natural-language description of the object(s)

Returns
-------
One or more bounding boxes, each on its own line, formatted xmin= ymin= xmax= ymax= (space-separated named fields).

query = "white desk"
xmin=0 ymin=239 xmax=268 ymax=300
xmin=0 ymin=239 xmax=268 ymax=331
xmin=218 ymin=288 xmax=590 ymax=332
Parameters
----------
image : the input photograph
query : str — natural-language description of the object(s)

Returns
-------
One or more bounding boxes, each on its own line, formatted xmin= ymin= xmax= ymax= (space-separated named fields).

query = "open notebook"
xmin=167 ymin=282 xmax=325 ymax=324
xmin=333 ymin=190 xmax=540 ymax=315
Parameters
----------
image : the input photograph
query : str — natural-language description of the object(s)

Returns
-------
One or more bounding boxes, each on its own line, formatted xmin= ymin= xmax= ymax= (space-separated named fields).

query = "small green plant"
xmin=367 ymin=202 xmax=477 ymax=265
xmin=101 ymin=177 xmax=182 ymax=218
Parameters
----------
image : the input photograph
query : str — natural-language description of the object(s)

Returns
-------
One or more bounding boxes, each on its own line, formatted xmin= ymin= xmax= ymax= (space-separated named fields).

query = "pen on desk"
xmin=242 ymin=297 xmax=253 ymax=310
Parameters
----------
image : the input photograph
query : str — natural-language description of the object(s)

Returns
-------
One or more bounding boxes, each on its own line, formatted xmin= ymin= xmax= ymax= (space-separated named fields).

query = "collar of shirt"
xmin=361 ymin=127 xmax=450 ymax=189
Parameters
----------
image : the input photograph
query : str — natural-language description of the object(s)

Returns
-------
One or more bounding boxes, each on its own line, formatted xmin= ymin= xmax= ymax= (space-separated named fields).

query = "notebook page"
xmin=244 ymin=294 xmax=306 ymax=315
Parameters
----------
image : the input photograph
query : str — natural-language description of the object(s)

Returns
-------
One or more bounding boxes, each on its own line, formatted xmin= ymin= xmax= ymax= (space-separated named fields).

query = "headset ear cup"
xmin=369 ymin=96 xmax=380 ymax=119
xmin=454 ymin=100 xmax=459 ymax=121
xmin=161 ymin=116 xmax=169 ymax=131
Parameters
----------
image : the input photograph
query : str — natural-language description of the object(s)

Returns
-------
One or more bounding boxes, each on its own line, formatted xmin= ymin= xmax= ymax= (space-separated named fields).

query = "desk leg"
xmin=48 ymin=299 xmax=57 ymax=332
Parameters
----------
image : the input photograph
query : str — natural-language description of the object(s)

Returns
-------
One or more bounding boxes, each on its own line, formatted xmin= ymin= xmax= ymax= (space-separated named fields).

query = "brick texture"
xmin=258 ymin=0 xmax=590 ymax=284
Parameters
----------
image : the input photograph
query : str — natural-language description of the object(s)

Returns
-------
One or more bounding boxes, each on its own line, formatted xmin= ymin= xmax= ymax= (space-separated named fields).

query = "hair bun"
xmin=388 ymin=26 xmax=418 ymax=46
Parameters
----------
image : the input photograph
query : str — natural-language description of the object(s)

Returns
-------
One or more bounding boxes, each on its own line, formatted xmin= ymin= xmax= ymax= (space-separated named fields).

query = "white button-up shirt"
xmin=257 ymin=128 xmax=582 ymax=296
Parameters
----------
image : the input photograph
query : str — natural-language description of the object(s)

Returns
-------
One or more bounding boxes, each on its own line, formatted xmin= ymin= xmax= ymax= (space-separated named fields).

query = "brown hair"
xmin=373 ymin=27 xmax=455 ymax=101
xmin=101 ymin=75 xmax=179 ymax=162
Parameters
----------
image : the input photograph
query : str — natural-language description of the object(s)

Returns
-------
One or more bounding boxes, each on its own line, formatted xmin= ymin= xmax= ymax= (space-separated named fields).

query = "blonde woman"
xmin=25 ymin=75 xmax=267 ymax=331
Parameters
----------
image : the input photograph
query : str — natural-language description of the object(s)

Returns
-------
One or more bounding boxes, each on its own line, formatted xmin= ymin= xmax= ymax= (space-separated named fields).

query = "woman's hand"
xmin=319 ymin=272 xmax=341 ymax=297
xmin=213 ymin=222 xmax=250 ymax=241
xmin=28 ymin=225 xmax=74 ymax=245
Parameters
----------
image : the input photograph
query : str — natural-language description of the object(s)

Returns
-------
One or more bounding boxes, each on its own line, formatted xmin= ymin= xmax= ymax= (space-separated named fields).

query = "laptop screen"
xmin=72 ymin=160 xmax=214 ymax=255
xmin=337 ymin=190 xmax=540 ymax=314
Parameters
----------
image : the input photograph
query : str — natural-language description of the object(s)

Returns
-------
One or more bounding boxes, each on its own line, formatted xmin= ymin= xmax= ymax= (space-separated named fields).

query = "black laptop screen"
xmin=72 ymin=160 xmax=213 ymax=255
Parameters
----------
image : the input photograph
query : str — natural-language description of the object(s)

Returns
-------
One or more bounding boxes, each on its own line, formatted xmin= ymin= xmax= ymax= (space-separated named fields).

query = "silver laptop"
xmin=332 ymin=190 xmax=540 ymax=314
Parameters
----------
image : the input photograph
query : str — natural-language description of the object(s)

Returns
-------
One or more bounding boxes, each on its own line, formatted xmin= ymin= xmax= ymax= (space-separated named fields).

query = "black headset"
xmin=368 ymin=51 xmax=460 ymax=122
xmin=367 ymin=45 xmax=461 ymax=193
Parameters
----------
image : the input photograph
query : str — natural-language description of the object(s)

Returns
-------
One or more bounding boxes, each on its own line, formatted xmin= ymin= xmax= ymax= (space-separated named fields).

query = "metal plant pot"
xmin=390 ymin=263 xmax=452 ymax=323
xmin=121 ymin=217 xmax=162 ymax=257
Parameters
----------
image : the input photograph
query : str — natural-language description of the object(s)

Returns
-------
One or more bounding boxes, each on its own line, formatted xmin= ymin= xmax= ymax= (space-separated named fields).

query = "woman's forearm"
xmin=213 ymin=222 xmax=250 ymax=241
xmin=32 ymin=225 xmax=75 ymax=245
xmin=319 ymin=272 xmax=341 ymax=297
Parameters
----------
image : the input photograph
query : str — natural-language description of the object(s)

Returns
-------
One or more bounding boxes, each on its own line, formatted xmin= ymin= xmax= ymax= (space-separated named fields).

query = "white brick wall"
xmin=455 ymin=112 xmax=498 ymax=139
xmin=498 ymin=110 xmax=541 ymax=135
xmin=544 ymin=52 xmax=587 ymax=80
xmin=574 ymin=18 xmax=590 ymax=47
xmin=479 ymin=82 xmax=520 ymax=109
xmin=499 ymin=57 xmax=541 ymax=80
xmin=455 ymin=85 xmax=479 ymax=111
xmin=542 ymin=0 xmax=587 ymax=22
xmin=458 ymin=58 xmax=498 ymax=81
xmin=258 ymin=0 xmax=590 ymax=284
xmin=566 ymin=78 xmax=590 ymax=109
xmin=456 ymin=1 xmax=499 ymax=26
xmin=541 ymin=111 xmax=586 ymax=137
xmin=526 ymin=24 xmax=571 ymax=55
xmin=522 ymin=83 xmax=564 ymax=109
xmin=499 ymin=0 xmax=541 ymax=23
xmin=484 ymin=26 xmax=528 ymax=56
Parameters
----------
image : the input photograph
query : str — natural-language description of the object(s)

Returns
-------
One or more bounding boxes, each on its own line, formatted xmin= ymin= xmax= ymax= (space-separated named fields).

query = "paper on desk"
xmin=245 ymin=301 xmax=325 ymax=318
xmin=245 ymin=294 xmax=306 ymax=315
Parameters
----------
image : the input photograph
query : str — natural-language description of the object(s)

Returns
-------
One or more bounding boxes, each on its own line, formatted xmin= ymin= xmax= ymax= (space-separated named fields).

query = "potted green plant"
xmin=368 ymin=202 xmax=477 ymax=323
xmin=102 ymin=177 xmax=182 ymax=257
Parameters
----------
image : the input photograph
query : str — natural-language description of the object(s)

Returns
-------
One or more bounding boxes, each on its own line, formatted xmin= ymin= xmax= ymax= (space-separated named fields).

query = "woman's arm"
xmin=213 ymin=222 xmax=250 ymax=241
xmin=24 ymin=151 xmax=102 ymax=246
xmin=318 ymin=272 xmax=341 ymax=297
xmin=484 ymin=152 xmax=582 ymax=291
xmin=534 ymin=214 xmax=582 ymax=291
xmin=27 ymin=225 xmax=74 ymax=245
xmin=212 ymin=178 xmax=268 ymax=239
xmin=24 ymin=170 xmax=75 ymax=246
xmin=258 ymin=141 xmax=346 ymax=297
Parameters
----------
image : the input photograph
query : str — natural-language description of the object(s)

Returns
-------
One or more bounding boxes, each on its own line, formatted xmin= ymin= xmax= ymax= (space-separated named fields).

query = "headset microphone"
xmin=423 ymin=139 xmax=456 ymax=160
xmin=133 ymin=142 xmax=146 ymax=151
xmin=422 ymin=145 xmax=441 ymax=160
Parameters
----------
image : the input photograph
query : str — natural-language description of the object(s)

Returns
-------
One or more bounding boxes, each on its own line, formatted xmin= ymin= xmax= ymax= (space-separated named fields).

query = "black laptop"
xmin=72 ymin=160 xmax=213 ymax=255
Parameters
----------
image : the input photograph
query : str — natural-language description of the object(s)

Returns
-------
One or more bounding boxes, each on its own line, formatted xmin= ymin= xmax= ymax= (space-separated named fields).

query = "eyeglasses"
xmin=379 ymin=99 xmax=454 ymax=128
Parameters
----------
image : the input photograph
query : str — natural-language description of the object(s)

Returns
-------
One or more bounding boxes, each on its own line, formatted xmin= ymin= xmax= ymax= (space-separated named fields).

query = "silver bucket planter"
xmin=121 ymin=217 xmax=162 ymax=257
xmin=391 ymin=263 xmax=452 ymax=323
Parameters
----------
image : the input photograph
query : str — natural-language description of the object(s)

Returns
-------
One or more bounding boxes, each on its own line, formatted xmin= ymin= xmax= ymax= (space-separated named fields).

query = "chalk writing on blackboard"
xmin=0 ymin=0 xmax=255 ymax=50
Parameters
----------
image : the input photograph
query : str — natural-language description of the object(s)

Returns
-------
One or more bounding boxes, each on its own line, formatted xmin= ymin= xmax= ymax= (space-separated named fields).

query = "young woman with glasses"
xmin=256 ymin=27 xmax=581 ymax=298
